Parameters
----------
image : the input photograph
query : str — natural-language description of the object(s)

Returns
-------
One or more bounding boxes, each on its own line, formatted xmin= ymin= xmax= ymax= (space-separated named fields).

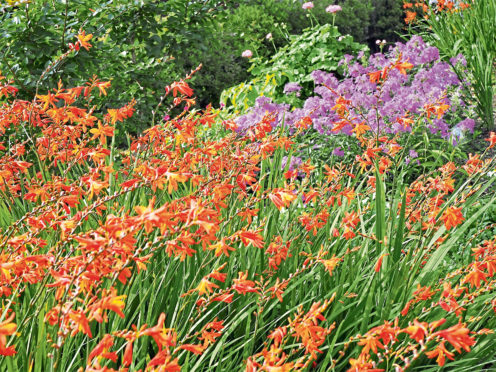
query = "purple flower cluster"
xmin=281 ymin=156 xmax=303 ymax=171
xmin=283 ymin=82 xmax=303 ymax=95
xmin=236 ymin=36 xmax=474 ymax=141
xmin=236 ymin=96 xmax=289 ymax=134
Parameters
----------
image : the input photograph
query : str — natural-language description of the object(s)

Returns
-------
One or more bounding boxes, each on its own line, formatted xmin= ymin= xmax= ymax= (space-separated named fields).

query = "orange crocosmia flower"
xmin=379 ymin=66 xmax=389 ymax=81
xmin=332 ymin=96 xmax=351 ymax=115
xmin=295 ymin=116 xmax=312 ymax=130
xmin=88 ymin=334 xmax=117 ymax=363
xmin=340 ymin=187 xmax=356 ymax=204
xmin=179 ymin=343 xmax=206 ymax=355
xmin=303 ymin=189 xmax=319 ymax=204
xmin=342 ymin=227 xmax=355 ymax=240
xmin=268 ymin=279 xmax=288 ymax=302
xmin=68 ymin=310 xmax=92 ymax=337
xmin=485 ymin=132 xmax=496 ymax=149
xmin=168 ymin=80 xmax=194 ymax=97
xmin=0 ymin=259 xmax=14 ymax=282
xmin=352 ymin=122 xmax=371 ymax=137
xmin=366 ymin=320 xmax=400 ymax=347
xmin=141 ymin=313 xmax=177 ymax=351
xmin=164 ymin=172 xmax=188 ymax=194
xmin=206 ymin=263 xmax=228 ymax=283
xmin=358 ymin=334 xmax=384 ymax=355
xmin=199 ymin=329 xmax=222 ymax=347
xmin=147 ymin=349 xmax=181 ymax=371
xmin=433 ymin=323 xmax=475 ymax=353
xmin=106 ymin=108 xmax=125 ymax=125
xmin=121 ymin=178 xmax=141 ymax=189
xmin=232 ymin=271 xmax=259 ymax=294
xmin=425 ymin=341 xmax=455 ymax=367
xmin=196 ymin=278 xmax=219 ymax=296
xmin=439 ymin=298 xmax=465 ymax=316
xmin=342 ymin=211 xmax=360 ymax=229
xmin=199 ymin=320 xmax=224 ymax=347
xmin=268 ymin=327 xmax=287 ymax=346
xmin=394 ymin=61 xmax=414 ymax=75
xmin=100 ymin=292 xmax=127 ymax=319
xmin=413 ymin=283 xmax=438 ymax=301
xmin=222 ymin=119 xmax=238 ymax=131
xmin=77 ymin=30 xmax=93 ymax=51
xmin=462 ymin=267 xmax=488 ymax=288
xmin=122 ymin=341 xmax=134 ymax=366
xmin=212 ymin=292 xmax=234 ymax=303
xmin=369 ymin=70 xmax=383 ymax=83
xmin=94 ymin=80 xmax=111 ymax=96
xmin=90 ymin=121 xmax=114 ymax=145
xmin=400 ymin=300 xmax=414 ymax=316
xmin=403 ymin=319 xmax=428 ymax=342
xmin=36 ymin=92 xmax=59 ymax=110
xmin=440 ymin=206 xmax=464 ymax=230
xmin=237 ymin=230 xmax=264 ymax=249
xmin=300 ymin=160 xmax=316 ymax=176
xmin=236 ymin=173 xmax=257 ymax=192
xmin=208 ymin=239 xmax=235 ymax=257
xmin=320 ymin=255 xmax=341 ymax=276
xmin=200 ymin=104 xmax=217 ymax=127
xmin=331 ymin=119 xmax=349 ymax=133
xmin=59 ymin=195 xmax=80 ymax=213
xmin=434 ymin=103 xmax=450 ymax=119
xmin=424 ymin=102 xmax=450 ymax=119
xmin=374 ymin=253 xmax=389 ymax=273
xmin=348 ymin=355 xmax=385 ymax=372
xmin=0 ymin=312 xmax=17 ymax=356
xmin=268 ymin=189 xmax=297 ymax=210
xmin=405 ymin=10 xmax=417 ymax=24
xmin=0 ymin=82 xmax=18 ymax=98
xmin=484 ymin=258 xmax=496 ymax=277
xmin=118 ymin=267 xmax=132 ymax=284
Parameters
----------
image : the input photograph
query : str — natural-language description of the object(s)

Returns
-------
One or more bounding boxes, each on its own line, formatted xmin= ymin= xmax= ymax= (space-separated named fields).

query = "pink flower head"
xmin=241 ymin=50 xmax=253 ymax=58
xmin=326 ymin=5 xmax=342 ymax=13
xmin=302 ymin=2 xmax=314 ymax=9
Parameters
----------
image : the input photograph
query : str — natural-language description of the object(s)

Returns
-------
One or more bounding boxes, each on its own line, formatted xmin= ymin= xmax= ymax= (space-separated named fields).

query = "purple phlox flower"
xmin=332 ymin=147 xmax=344 ymax=156
xmin=450 ymin=53 xmax=467 ymax=66
xmin=281 ymin=156 xmax=303 ymax=171
xmin=311 ymin=70 xmax=339 ymax=88
xmin=338 ymin=54 xmax=354 ymax=67
xmin=455 ymin=118 xmax=475 ymax=133
xmin=235 ymin=96 xmax=289 ymax=133
xmin=283 ymin=82 xmax=303 ymax=95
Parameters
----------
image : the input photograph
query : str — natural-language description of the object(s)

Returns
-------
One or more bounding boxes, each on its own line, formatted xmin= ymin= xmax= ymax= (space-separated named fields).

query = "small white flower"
xmin=302 ymin=2 xmax=314 ymax=9
xmin=241 ymin=50 xmax=253 ymax=58
xmin=325 ymin=5 xmax=342 ymax=13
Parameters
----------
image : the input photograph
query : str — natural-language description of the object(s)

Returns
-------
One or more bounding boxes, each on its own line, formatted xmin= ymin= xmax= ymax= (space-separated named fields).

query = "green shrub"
xmin=220 ymin=24 xmax=368 ymax=113
xmin=0 ymin=0 xmax=233 ymax=140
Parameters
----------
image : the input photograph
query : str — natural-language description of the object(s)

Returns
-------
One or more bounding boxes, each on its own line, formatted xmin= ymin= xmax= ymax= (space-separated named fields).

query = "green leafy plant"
xmin=0 ymin=0 xmax=231 ymax=140
xmin=220 ymin=24 xmax=368 ymax=113
xmin=405 ymin=0 xmax=496 ymax=129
